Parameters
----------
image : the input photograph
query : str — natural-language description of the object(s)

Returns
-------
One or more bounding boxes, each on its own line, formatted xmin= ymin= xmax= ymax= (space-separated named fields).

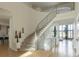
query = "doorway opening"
xmin=57 ymin=24 xmax=74 ymax=56
xmin=0 ymin=8 xmax=11 ymax=51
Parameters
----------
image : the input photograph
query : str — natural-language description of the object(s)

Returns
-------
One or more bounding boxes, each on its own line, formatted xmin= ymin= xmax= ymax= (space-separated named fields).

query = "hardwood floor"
xmin=20 ymin=50 xmax=55 ymax=57
xmin=0 ymin=40 xmax=74 ymax=57
xmin=0 ymin=42 xmax=25 ymax=57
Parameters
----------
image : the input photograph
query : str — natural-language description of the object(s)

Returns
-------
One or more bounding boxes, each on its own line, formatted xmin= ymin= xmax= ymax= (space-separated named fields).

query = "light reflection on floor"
xmin=58 ymin=40 xmax=74 ymax=57
xmin=20 ymin=40 xmax=74 ymax=57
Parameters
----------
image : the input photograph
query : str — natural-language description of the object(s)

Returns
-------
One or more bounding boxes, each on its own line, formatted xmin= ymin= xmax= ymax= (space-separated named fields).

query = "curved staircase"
xmin=20 ymin=8 xmax=57 ymax=51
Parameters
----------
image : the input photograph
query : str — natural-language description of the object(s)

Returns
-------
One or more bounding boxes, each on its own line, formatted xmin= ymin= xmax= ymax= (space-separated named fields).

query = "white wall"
xmin=0 ymin=2 xmax=48 ymax=51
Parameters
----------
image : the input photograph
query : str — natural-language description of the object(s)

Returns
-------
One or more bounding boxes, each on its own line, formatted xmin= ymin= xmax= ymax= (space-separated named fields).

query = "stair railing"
xmin=36 ymin=8 xmax=57 ymax=35
xmin=35 ymin=7 xmax=57 ymax=50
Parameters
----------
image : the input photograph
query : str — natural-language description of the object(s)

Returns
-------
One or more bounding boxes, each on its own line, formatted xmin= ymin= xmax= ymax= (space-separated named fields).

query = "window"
xmin=59 ymin=32 xmax=63 ymax=39
xmin=68 ymin=24 xmax=73 ymax=30
xmin=68 ymin=24 xmax=73 ymax=38
xmin=59 ymin=25 xmax=66 ymax=39
xmin=59 ymin=24 xmax=73 ymax=39
xmin=59 ymin=25 xmax=62 ymax=31
xmin=68 ymin=24 xmax=71 ymax=30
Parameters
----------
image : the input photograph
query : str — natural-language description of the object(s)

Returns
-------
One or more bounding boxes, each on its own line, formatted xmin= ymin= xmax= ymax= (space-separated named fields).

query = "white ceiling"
xmin=25 ymin=2 xmax=74 ymax=11
xmin=27 ymin=2 xmax=60 ymax=7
